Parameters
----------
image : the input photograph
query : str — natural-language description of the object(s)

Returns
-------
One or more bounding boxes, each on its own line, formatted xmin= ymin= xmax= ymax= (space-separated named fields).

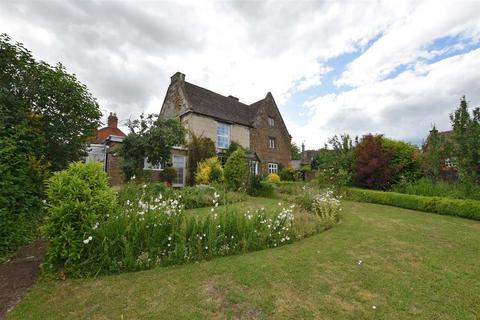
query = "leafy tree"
xmin=382 ymin=138 xmax=421 ymax=184
xmin=224 ymin=149 xmax=247 ymax=190
xmin=223 ymin=141 xmax=245 ymax=160
xmin=291 ymin=142 xmax=301 ymax=160
xmin=0 ymin=92 xmax=49 ymax=258
xmin=119 ymin=114 xmax=186 ymax=180
xmin=421 ymin=126 xmax=449 ymax=182
xmin=187 ymin=134 xmax=216 ymax=185
xmin=0 ymin=33 xmax=101 ymax=170
xmin=353 ymin=134 xmax=392 ymax=189
xmin=315 ymin=134 xmax=357 ymax=181
xmin=450 ymin=96 xmax=480 ymax=183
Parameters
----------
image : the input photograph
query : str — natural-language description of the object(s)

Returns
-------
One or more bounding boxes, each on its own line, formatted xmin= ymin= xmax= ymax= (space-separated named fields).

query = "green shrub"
xmin=345 ymin=187 xmax=480 ymax=220
xmin=266 ymin=173 xmax=281 ymax=183
xmin=224 ymin=149 xmax=247 ymax=191
xmin=42 ymin=162 xmax=117 ymax=274
xmin=274 ymin=181 xmax=304 ymax=196
xmin=279 ymin=165 xmax=296 ymax=181
xmin=258 ymin=181 xmax=276 ymax=198
xmin=195 ymin=157 xmax=224 ymax=185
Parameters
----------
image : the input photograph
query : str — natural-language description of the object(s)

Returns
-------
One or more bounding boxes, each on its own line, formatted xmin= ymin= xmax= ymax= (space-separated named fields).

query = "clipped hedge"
xmin=345 ymin=188 xmax=480 ymax=220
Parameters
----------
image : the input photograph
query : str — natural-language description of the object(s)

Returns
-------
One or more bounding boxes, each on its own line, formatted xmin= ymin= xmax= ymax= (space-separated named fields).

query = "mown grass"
xmin=8 ymin=200 xmax=480 ymax=319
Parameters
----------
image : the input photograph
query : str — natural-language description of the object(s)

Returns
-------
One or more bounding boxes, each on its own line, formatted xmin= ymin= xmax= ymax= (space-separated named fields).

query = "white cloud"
xmin=294 ymin=48 xmax=480 ymax=149
xmin=1 ymin=0 xmax=480 ymax=147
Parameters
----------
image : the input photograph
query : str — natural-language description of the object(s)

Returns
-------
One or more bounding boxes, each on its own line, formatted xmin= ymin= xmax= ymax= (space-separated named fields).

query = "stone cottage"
xmin=88 ymin=72 xmax=292 ymax=186
xmin=159 ymin=72 xmax=292 ymax=185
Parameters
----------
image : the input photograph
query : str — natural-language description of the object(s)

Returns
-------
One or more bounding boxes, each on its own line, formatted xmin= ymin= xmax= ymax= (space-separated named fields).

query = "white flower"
xmin=132 ymin=175 xmax=136 ymax=180
xmin=211 ymin=208 xmax=215 ymax=212
xmin=88 ymin=236 xmax=92 ymax=241
xmin=372 ymin=306 xmax=376 ymax=310
xmin=205 ymin=246 xmax=208 ymax=250
xmin=92 ymin=222 xmax=99 ymax=230
xmin=215 ymin=203 xmax=218 ymax=207
xmin=168 ymin=236 xmax=172 ymax=241
xmin=143 ymin=184 xmax=147 ymax=188
xmin=358 ymin=260 xmax=363 ymax=265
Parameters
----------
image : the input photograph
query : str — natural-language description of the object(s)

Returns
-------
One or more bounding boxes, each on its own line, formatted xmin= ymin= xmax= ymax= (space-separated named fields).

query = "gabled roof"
xmin=183 ymin=82 xmax=256 ymax=127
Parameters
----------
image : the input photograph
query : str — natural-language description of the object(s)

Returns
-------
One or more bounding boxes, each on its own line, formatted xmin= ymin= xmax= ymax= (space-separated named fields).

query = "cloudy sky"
xmin=2 ymin=0 xmax=480 ymax=148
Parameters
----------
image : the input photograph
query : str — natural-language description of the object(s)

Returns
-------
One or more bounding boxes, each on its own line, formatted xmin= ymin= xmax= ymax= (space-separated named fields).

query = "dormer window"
xmin=216 ymin=122 xmax=230 ymax=149
xmin=268 ymin=117 xmax=275 ymax=127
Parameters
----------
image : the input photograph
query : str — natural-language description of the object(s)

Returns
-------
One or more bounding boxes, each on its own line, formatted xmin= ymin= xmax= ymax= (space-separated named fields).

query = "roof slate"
xmin=183 ymin=82 xmax=257 ymax=127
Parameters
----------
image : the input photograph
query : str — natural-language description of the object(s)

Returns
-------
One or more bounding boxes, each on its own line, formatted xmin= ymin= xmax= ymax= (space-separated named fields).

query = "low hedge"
xmin=345 ymin=187 xmax=480 ymax=221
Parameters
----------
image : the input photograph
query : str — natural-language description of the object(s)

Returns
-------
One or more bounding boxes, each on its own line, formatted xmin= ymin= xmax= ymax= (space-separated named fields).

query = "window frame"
xmin=216 ymin=122 xmax=230 ymax=149
xmin=268 ymin=116 xmax=275 ymax=127
xmin=269 ymin=137 xmax=276 ymax=149
xmin=268 ymin=163 xmax=278 ymax=174
xmin=143 ymin=157 xmax=162 ymax=171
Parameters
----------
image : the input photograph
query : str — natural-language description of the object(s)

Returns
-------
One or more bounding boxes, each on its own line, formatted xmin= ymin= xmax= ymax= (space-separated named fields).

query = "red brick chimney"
xmin=108 ymin=112 xmax=118 ymax=128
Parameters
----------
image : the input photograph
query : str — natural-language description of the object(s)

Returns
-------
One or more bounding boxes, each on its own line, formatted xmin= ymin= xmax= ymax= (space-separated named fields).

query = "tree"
xmin=382 ymin=138 xmax=421 ymax=184
xmin=118 ymin=114 xmax=186 ymax=180
xmin=187 ymin=134 xmax=216 ymax=185
xmin=421 ymin=126 xmax=448 ymax=182
xmin=450 ymin=96 xmax=480 ymax=183
xmin=352 ymin=134 xmax=392 ymax=189
xmin=224 ymin=149 xmax=247 ymax=191
xmin=0 ymin=33 xmax=101 ymax=170
xmin=291 ymin=142 xmax=301 ymax=160
xmin=315 ymin=134 xmax=357 ymax=177
xmin=0 ymin=92 xmax=49 ymax=257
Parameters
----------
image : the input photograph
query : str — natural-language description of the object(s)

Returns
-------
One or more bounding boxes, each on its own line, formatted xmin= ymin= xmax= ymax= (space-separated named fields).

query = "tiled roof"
xmin=92 ymin=127 xmax=126 ymax=144
xmin=183 ymin=82 xmax=257 ymax=127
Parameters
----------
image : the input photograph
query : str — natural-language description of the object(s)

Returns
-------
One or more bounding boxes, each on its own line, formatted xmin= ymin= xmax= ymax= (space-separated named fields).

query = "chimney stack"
xmin=108 ymin=112 xmax=118 ymax=128
xmin=171 ymin=72 xmax=185 ymax=84
xmin=301 ymin=142 xmax=305 ymax=153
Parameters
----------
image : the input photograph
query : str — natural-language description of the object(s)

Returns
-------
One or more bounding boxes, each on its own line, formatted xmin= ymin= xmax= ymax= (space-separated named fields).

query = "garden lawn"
xmin=8 ymin=201 xmax=480 ymax=319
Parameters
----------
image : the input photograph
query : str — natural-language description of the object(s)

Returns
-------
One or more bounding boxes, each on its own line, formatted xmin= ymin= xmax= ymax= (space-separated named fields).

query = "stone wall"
xmin=250 ymin=95 xmax=291 ymax=172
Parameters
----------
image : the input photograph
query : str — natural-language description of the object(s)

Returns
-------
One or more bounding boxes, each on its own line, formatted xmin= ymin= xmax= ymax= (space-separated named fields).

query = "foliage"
xmin=187 ymin=134 xmax=216 ymax=185
xmin=116 ymin=182 xmax=246 ymax=210
xmin=70 ymin=190 xmax=299 ymax=276
xmin=279 ymin=165 xmax=296 ymax=181
xmin=195 ymin=157 xmax=224 ymax=185
xmin=346 ymin=187 xmax=480 ymax=221
xmin=290 ymin=142 xmax=301 ymax=160
xmin=119 ymin=114 xmax=186 ymax=180
xmin=382 ymin=137 xmax=421 ymax=184
xmin=42 ymin=162 xmax=117 ymax=273
xmin=224 ymin=149 xmax=247 ymax=191
xmin=0 ymin=92 xmax=49 ymax=260
xmin=246 ymin=174 xmax=275 ymax=197
xmin=352 ymin=134 xmax=392 ymax=190
xmin=392 ymin=177 xmax=480 ymax=201
xmin=315 ymin=134 xmax=356 ymax=175
xmin=0 ymin=33 xmax=101 ymax=171
xmin=293 ymin=188 xmax=341 ymax=226
xmin=222 ymin=141 xmax=245 ymax=160
xmin=316 ymin=168 xmax=351 ymax=189
xmin=450 ymin=96 xmax=480 ymax=184
xmin=160 ymin=167 xmax=177 ymax=186
xmin=266 ymin=173 xmax=281 ymax=184
xmin=420 ymin=126 xmax=450 ymax=182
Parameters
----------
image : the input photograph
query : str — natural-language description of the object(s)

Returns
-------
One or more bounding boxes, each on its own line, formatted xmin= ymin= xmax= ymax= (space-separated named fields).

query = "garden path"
xmin=0 ymin=240 xmax=46 ymax=319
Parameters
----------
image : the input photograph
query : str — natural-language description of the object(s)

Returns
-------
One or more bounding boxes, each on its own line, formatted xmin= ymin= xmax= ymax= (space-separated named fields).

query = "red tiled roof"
xmin=91 ymin=127 xmax=126 ymax=144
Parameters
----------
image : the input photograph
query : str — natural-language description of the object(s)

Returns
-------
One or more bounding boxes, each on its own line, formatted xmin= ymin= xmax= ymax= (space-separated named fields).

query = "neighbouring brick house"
xmin=159 ymin=72 xmax=292 ymax=185
xmin=87 ymin=113 xmax=126 ymax=186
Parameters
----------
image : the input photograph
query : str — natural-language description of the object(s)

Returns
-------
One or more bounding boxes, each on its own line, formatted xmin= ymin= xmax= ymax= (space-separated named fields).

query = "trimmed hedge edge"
xmin=345 ymin=187 xmax=480 ymax=221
